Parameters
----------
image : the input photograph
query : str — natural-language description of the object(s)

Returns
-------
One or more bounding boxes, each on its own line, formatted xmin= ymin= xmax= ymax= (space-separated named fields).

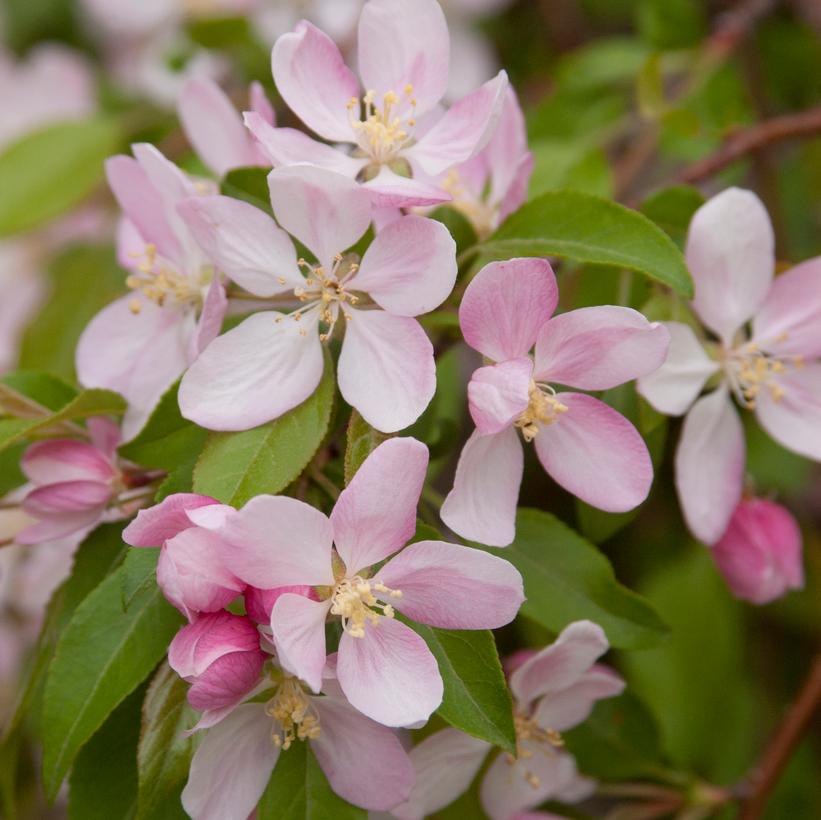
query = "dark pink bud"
xmin=245 ymin=585 xmax=319 ymax=625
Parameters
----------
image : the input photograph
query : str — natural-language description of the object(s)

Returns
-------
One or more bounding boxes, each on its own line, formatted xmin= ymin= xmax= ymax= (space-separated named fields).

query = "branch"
xmin=737 ymin=648 xmax=821 ymax=819
xmin=676 ymin=106 xmax=821 ymax=184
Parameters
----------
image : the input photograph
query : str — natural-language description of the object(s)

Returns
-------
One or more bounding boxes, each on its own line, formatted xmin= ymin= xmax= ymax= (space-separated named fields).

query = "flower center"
xmin=126 ymin=244 xmax=208 ymax=313
xmin=507 ymin=709 xmax=565 ymax=789
xmin=329 ymin=575 xmax=402 ymax=638
xmin=514 ymin=381 xmax=569 ymax=442
xmin=265 ymin=675 xmax=321 ymax=749
xmin=723 ymin=337 xmax=803 ymax=409
xmin=347 ymin=86 xmax=418 ymax=165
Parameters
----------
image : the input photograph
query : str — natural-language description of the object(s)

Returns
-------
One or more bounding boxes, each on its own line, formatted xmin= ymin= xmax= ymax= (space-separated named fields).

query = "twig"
xmin=676 ymin=106 xmax=821 ymax=185
xmin=737 ymin=648 xmax=821 ymax=819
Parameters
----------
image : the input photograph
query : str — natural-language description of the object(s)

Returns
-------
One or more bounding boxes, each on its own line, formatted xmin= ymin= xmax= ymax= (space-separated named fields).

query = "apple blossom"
xmin=441 ymin=257 xmax=670 ymax=547
xmin=76 ymin=144 xmax=228 ymax=440
xmin=638 ymin=188 xmax=821 ymax=544
xmin=243 ymin=0 xmax=508 ymax=208
xmin=209 ymin=437 xmax=524 ymax=727
xmin=178 ymin=163 xmax=456 ymax=433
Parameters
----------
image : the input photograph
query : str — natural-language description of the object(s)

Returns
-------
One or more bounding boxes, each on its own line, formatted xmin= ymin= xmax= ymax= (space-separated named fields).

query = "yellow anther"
xmin=514 ymin=382 xmax=569 ymax=442
xmin=266 ymin=676 xmax=321 ymax=749
xmin=330 ymin=575 xmax=402 ymax=638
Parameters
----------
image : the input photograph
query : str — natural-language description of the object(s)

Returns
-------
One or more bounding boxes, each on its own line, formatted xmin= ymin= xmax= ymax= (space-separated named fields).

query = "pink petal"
xmin=267 ymin=164 xmax=371 ymax=270
xmin=350 ymin=215 xmax=457 ymax=316
xmin=533 ymin=666 xmax=625 ymax=732
xmin=186 ymin=648 xmax=266 ymax=713
xmin=360 ymin=166 xmax=452 ymax=209
xmin=379 ymin=540 xmax=524 ymax=629
xmin=753 ymin=257 xmax=821 ymax=359
xmin=533 ymin=306 xmax=671 ymax=390
xmin=337 ymin=309 xmax=435 ymax=433
xmin=249 ymin=81 xmax=274 ymax=126
xmin=245 ymin=585 xmax=318 ymax=625
xmin=337 ymin=617 xmax=443 ymax=727
xmin=468 ymin=358 xmax=532 ymax=435
xmin=357 ymin=0 xmax=450 ymax=116
xmin=270 ymin=593 xmax=331 ymax=693
xmin=123 ymin=493 xmax=217 ymax=547
xmin=637 ymin=321 xmax=718 ymax=416
xmin=87 ymin=417 xmax=121 ymax=458
xmin=178 ymin=78 xmax=259 ymax=177
xmin=675 ymin=387 xmax=745 ymax=545
xmin=271 ymin=21 xmax=359 ymax=142
xmin=179 ymin=195 xmax=302 ymax=297
xmin=460 ymin=258 xmax=558 ymax=361
xmin=498 ymin=152 xmax=534 ymax=225
xmin=15 ymin=510 xmax=102 ymax=546
xmin=509 ymin=620 xmax=610 ymax=709
xmin=182 ymin=704 xmax=278 ymax=820
xmin=754 ymin=364 xmax=821 ymax=462
xmin=408 ymin=71 xmax=509 ymax=177
xmin=192 ymin=277 xmax=228 ymax=358
xmin=21 ymin=440 xmax=114 ymax=485
xmin=178 ymin=310 xmax=324 ymax=431
xmin=391 ymin=728 xmax=490 ymax=820
xmin=686 ymin=187 xmax=775 ymax=344
xmin=311 ymin=693 xmax=415 ymax=810
xmin=330 ymin=437 xmax=428 ymax=573
xmin=533 ymin=393 xmax=653 ymax=513
xmin=219 ymin=495 xmax=335 ymax=588
xmin=23 ymin=481 xmax=111 ymax=515
xmin=440 ymin=427 xmax=523 ymax=548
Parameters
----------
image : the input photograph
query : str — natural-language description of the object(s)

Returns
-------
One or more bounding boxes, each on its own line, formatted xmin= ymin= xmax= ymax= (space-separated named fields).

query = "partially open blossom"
xmin=712 ymin=497 xmax=804 ymax=605
xmin=211 ymin=437 xmax=524 ymax=727
xmin=391 ymin=621 xmax=624 ymax=820
xmin=124 ymin=493 xmax=245 ymax=620
xmin=638 ymin=188 xmax=821 ymax=544
xmin=178 ymin=163 xmax=456 ymax=433
xmin=243 ymin=0 xmax=508 ymax=208
xmin=76 ymin=145 xmax=228 ymax=439
xmin=442 ymin=258 xmax=670 ymax=547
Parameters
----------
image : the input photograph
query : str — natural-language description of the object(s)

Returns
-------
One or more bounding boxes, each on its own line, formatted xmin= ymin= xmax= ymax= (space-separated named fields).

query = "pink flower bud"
xmin=244 ymin=585 xmax=319 ymax=625
xmin=168 ymin=611 xmax=266 ymax=713
xmin=712 ymin=498 xmax=804 ymax=605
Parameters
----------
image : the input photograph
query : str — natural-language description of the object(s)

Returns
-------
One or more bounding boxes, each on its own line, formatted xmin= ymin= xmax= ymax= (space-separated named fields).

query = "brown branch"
xmin=675 ymin=106 xmax=821 ymax=185
xmin=737 ymin=648 xmax=821 ymax=819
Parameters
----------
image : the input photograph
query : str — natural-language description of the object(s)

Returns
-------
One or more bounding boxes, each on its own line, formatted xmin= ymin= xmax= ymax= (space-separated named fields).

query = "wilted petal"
xmin=468 ymin=358 xmax=532 ymax=435
xmin=123 ymin=493 xmax=217 ymax=547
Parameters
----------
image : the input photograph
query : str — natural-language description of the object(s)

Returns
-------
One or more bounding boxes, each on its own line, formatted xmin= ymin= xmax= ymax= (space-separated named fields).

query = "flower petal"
xmin=533 ymin=393 xmax=653 ymax=513
xmin=379 ymin=540 xmax=524 ymax=629
xmin=637 ymin=321 xmax=718 ymax=416
xmin=21 ymin=440 xmax=114 ymax=485
xmin=178 ymin=310 xmax=324 ymax=431
xmin=441 ymin=427 xmax=523 ymax=548
xmin=360 ymin=166 xmax=452 ymax=209
xmin=533 ymin=306 xmax=671 ymax=390
xmin=271 ymin=593 xmax=332 ymax=693
xmin=219 ymin=495 xmax=335 ymax=588
xmin=23 ymin=481 xmax=110 ymax=514
xmin=337 ymin=617 xmax=443 ymax=727
xmin=460 ymin=258 xmax=558 ymax=361
xmin=123 ymin=493 xmax=217 ymax=547
xmin=192 ymin=277 xmax=228 ymax=358
xmin=350 ymin=215 xmax=457 ymax=316
xmin=468 ymin=358 xmax=532 ymax=435
xmin=271 ymin=20 xmax=359 ymax=142
xmin=674 ymin=387 xmax=745 ymax=544
xmin=168 ymin=611 xmax=260 ymax=678
xmin=337 ymin=310 xmax=435 ymax=433
xmin=534 ymin=666 xmax=625 ymax=732
xmin=687 ymin=187 xmax=774 ymax=344
xmin=245 ymin=585 xmax=318 ymax=625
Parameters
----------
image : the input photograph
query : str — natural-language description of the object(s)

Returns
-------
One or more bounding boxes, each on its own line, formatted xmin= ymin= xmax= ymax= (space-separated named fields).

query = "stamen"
xmin=514 ymin=382 xmax=569 ymax=442
xmin=330 ymin=576 xmax=402 ymax=638
xmin=507 ymin=709 xmax=565 ymax=789
xmin=347 ymin=85 xmax=418 ymax=165
xmin=125 ymin=244 xmax=205 ymax=309
xmin=723 ymin=338 xmax=798 ymax=409
xmin=265 ymin=676 xmax=321 ymax=749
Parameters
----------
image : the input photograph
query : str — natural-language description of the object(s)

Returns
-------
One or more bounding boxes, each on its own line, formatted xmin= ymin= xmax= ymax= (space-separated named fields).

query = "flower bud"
xmin=712 ymin=498 xmax=804 ymax=605
xmin=244 ymin=585 xmax=319 ymax=625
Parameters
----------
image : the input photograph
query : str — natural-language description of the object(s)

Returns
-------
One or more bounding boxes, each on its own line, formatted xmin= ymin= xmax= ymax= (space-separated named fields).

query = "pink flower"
xmin=638 ymin=188 xmax=821 ymax=544
xmin=391 ymin=621 xmax=624 ymax=820
xmin=243 ymin=0 xmax=508 ymax=208
xmin=123 ymin=493 xmax=245 ymax=620
xmin=16 ymin=418 xmax=123 ymax=545
xmin=178 ymin=163 xmax=457 ymax=433
xmin=178 ymin=78 xmax=275 ymax=178
xmin=712 ymin=497 xmax=804 ymax=605
xmin=76 ymin=145 xmax=228 ymax=440
xmin=441 ymin=258 xmax=670 ymax=547
xmin=244 ymin=584 xmax=319 ymax=625
xmin=211 ymin=437 xmax=524 ymax=727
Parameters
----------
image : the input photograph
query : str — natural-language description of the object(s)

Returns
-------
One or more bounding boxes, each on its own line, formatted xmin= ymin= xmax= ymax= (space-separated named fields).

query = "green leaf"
xmin=640 ymin=185 xmax=704 ymax=245
xmin=1 ymin=370 xmax=77 ymax=410
xmin=121 ymin=548 xmax=161 ymax=611
xmin=42 ymin=561 xmax=184 ymax=797
xmin=479 ymin=191 xmax=693 ymax=297
xmin=344 ymin=410 xmax=388 ymax=485
xmin=409 ymin=624 xmax=517 ymax=755
xmin=0 ymin=118 xmax=121 ymax=237
xmin=221 ymin=166 xmax=272 ymax=212
xmin=257 ymin=740 xmax=365 ymax=820
xmin=193 ymin=354 xmax=335 ymax=506
xmin=136 ymin=663 xmax=197 ymax=820
xmin=530 ymin=141 xmax=613 ymax=199
xmin=482 ymin=509 xmax=669 ymax=649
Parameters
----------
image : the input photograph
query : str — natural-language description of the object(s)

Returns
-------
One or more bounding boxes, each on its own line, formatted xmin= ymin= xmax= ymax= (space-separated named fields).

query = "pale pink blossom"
xmin=243 ymin=0 xmax=508 ymax=208
xmin=638 ymin=188 xmax=821 ymax=544
xmin=392 ymin=621 xmax=624 ymax=820
xmin=178 ymin=163 xmax=456 ymax=433
xmin=442 ymin=258 xmax=670 ymax=547
xmin=712 ymin=497 xmax=804 ymax=605
xmin=124 ymin=493 xmax=244 ymax=620
xmin=210 ymin=438 xmax=524 ymax=727
xmin=76 ymin=145 xmax=228 ymax=440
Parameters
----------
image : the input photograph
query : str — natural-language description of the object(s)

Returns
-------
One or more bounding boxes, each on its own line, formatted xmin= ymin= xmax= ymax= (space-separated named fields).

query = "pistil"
xmin=514 ymin=382 xmax=569 ymax=442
